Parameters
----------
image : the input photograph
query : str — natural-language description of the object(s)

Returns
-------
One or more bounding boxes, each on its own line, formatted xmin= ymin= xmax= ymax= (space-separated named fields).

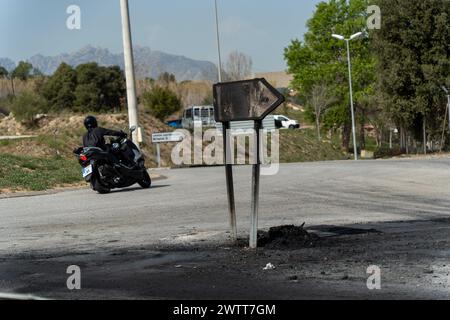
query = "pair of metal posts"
xmin=222 ymin=121 xmax=262 ymax=249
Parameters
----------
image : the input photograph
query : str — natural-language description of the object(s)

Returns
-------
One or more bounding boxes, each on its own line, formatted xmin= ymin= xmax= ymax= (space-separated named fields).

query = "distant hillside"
xmin=255 ymin=71 xmax=293 ymax=88
xmin=1 ymin=46 xmax=219 ymax=82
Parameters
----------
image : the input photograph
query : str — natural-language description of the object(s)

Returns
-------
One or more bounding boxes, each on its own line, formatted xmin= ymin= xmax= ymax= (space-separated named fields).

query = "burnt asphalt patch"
xmin=0 ymin=218 xmax=449 ymax=300
xmin=257 ymin=225 xmax=320 ymax=249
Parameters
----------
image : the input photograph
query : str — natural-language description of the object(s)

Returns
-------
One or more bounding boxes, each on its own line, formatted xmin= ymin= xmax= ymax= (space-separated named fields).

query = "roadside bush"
xmin=141 ymin=86 xmax=181 ymax=121
xmin=9 ymin=91 xmax=48 ymax=127
xmin=374 ymin=145 xmax=403 ymax=159
xmin=0 ymin=95 xmax=14 ymax=115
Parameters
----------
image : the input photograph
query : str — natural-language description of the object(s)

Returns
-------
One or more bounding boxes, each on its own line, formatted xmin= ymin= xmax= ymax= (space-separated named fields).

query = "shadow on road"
xmin=109 ymin=184 xmax=171 ymax=194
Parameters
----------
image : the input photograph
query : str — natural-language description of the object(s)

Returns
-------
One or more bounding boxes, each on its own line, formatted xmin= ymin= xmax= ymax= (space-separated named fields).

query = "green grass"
xmin=0 ymin=154 xmax=83 ymax=192
xmin=36 ymin=134 xmax=72 ymax=154
xmin=279 ymin=128 xmax=348 ymax=163
xmin=0 ymin=139 xmax=12 ymax=147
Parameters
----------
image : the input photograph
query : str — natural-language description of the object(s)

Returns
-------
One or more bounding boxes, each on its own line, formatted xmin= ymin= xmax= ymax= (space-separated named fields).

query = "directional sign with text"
xmin=213 ymin=78 xmax=285 ymax=122
xmin=151 ymin=132 xmax=184 ymax=144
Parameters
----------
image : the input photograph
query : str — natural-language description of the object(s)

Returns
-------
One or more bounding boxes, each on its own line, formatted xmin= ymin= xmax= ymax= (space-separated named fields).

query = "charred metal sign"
xmin=213 ymin=78 xmax=285 ymax=122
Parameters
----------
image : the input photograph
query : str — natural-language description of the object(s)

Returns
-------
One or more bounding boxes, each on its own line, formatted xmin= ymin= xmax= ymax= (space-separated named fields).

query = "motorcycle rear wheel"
xmin=91 ymin=176 xmax=111 ymax=194
xmin=138 ymin=170 xmax=152 ymax=189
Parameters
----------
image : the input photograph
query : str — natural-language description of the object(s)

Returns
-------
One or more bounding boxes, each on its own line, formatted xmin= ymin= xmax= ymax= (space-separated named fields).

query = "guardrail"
xmin=0 ymin=135 xmax=38 ymax=140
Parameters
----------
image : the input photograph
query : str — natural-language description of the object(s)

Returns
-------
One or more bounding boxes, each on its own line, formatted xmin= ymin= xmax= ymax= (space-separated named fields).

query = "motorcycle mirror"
xmin=130 ymin=125 xmax=137 ymax=133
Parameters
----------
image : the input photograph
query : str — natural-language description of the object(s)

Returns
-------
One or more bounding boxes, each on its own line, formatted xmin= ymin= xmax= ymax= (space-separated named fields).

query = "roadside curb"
xmin=0 ymin=173 xmax=167 ymax=200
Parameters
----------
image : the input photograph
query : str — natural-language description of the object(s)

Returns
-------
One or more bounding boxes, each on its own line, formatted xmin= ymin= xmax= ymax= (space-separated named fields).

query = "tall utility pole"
xmin=214 ymin=0 xmax=223 ymax=82
xmin=332 ymin=32 xmax=363 ymax=161
xmin=120 ymin=0 xmax=139 ymax=144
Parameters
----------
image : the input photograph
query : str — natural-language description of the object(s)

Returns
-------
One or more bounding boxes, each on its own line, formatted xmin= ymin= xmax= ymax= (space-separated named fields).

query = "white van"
xmin=182 ymin=106 xmax=215 ymax=129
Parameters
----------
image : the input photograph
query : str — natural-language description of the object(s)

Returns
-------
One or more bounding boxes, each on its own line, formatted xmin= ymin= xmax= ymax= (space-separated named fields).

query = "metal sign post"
xmin=213 ymin=78 xmax=285 ymax=248
xmin=156 ymin=143 xmax=161 ymax=168
xmin=223 ymin=121 xmax=237 ymax=241
xmin=249 ymin=120 xmax=262 ymax=248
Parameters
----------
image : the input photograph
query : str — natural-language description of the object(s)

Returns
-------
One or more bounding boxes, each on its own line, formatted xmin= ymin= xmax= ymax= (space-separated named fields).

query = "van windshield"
xmin=194 ymin=108 xmax=200 ymax=119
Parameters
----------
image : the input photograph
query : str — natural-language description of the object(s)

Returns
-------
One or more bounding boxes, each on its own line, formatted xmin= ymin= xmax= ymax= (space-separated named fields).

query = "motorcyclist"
xmin=82 ymin=116 xmax=127 ymax=150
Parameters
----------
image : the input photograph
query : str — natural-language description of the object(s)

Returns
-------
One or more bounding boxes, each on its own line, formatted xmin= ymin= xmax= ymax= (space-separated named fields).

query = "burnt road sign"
xmin=213 ymin=78 xmax=285 ymax=248
xmin=213 ymin=78 xmax=285 ymax=122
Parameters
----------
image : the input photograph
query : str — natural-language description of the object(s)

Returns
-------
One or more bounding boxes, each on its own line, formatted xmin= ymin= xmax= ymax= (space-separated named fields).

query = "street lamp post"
xmin=332 ymin=32 xmax=363 ymax=161
xmin=442 ymin=86 xmax=450 ymax=130
xmin=214 ymin=0 xmax=237 ymax=242
xmin=214 ymin=0 xmax=223 ymax=82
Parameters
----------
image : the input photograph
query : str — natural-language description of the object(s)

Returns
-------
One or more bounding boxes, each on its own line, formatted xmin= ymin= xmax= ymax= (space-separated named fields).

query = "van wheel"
xmin=289 ymin=125 xmax=296 ymax=130
xmin=91 ymin=177 xmax=111 ymax=194
xmin=139 ymin=170 xmax=152 ymax=189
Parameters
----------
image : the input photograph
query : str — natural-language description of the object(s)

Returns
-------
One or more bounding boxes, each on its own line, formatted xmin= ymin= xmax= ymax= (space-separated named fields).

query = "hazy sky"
xmin=0 ymin=0 xmax=323 ymax=72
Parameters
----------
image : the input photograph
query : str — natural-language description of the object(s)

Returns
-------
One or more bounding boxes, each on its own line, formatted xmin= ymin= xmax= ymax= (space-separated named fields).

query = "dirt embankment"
xmin=0 ymin=111 xmax=175 ymax=167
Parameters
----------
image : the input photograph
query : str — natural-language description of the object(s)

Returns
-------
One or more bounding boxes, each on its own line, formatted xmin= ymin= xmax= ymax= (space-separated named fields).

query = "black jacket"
xmin=83 ymin=127 xmax=124 ymax=150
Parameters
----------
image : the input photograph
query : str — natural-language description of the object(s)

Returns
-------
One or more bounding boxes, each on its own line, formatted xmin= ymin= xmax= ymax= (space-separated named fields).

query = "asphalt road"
xmin=1 ymin=159 xmax=450 ymax=299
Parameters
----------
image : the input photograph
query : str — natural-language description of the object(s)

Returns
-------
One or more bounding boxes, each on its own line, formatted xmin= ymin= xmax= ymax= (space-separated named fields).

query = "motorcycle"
xmin=73 ymin=126 xmax=151 ymax=194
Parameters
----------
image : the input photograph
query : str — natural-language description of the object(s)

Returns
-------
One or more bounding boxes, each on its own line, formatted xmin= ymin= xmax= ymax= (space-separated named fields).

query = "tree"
xmin=11 ymin=61 xmax=34 ymax=81
xmin=158 ymin=72 xmax=176 ymax=85
xmin=40 ymin=63 xmax=77 ymax=111
xmin=32 ymin=67 xmax=44 ymax=77
xmin=142 ymin=86 xmax=182 ymax=121
xmin=284 ymin=0 xmax=375 ymax=150
xmin=0 ymin=66 xmax=8 ymax=79
xmin=309 ymin=83 xmax=336 ymax=141
xmin=225 ymin=51 xmax=253 ymax=81
xmin=9 ymin=61 xmax=34 ymax=96
xmin=372 ymin=0 xmax=450 ymax=151
xmin=74 ymin=63 xmax=126 ymax=112
xmin=99 ymin=65 xmax=127 ymax=111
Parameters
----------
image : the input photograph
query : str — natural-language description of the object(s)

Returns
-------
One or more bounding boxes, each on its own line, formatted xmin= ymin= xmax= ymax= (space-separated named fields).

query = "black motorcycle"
xmin=73 ymin=126 xmax=151 ymax=194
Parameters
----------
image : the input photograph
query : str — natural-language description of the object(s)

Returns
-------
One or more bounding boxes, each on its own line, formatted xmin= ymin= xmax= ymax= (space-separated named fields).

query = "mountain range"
xmin=0 ymin=46 xmax=219 ymax=82
xmin=0 ymin=58 xmax=15 ymax=72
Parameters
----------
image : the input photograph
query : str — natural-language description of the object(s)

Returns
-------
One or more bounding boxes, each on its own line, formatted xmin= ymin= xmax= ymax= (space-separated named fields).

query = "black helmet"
xmin=84 ymin=116 xmax=98 ymax=130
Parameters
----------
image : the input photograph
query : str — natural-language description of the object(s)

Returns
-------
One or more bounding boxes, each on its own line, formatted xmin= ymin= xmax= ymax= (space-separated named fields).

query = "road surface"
xmin=0 ymin=159 xmax=450 ymax=299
